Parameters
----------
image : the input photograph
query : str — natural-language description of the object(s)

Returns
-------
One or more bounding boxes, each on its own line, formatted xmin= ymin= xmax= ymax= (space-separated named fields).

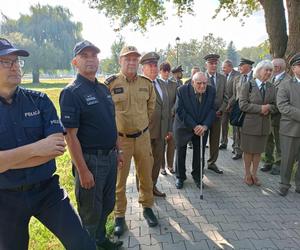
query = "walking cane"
xmin=199 ymin=135 xmax=204 ymax=200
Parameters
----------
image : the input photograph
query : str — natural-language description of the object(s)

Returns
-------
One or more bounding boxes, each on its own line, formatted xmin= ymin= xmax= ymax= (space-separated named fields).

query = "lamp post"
xmin=175 ymin=36 xmax=180 ymax=66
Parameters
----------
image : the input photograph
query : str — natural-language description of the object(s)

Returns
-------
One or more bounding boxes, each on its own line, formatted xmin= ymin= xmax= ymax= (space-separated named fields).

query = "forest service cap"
xmin=119 ymin=46 xmax=141 ymax=57
xmin=140 ymin=52 xmax=160 ymax=65
xmin=0 ymin=38 xmax=29 ymax=57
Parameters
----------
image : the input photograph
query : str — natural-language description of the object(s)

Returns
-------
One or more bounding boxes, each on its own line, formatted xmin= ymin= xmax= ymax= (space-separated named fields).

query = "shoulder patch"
xmin=20 ymin=87 xmax=45 ymax=98
xmin=104 ymin=75 xmax=117 ymax=86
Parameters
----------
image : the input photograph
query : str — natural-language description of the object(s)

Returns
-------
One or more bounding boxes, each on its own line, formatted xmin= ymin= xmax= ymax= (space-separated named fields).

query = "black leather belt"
xmin=2 ymin=178 xmax=52 ymax=192
xmin=118 ymin=127 xmax=148 ymax=138
xmin=82 ymin=147 xmax=116 ymax=155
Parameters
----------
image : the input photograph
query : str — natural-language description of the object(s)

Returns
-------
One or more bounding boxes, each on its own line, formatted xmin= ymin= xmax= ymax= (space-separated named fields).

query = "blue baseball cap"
xmin=0 ymin=38 xmax=29 ymax=57
xmin=73 ymin=40 xmax=100 ymax=56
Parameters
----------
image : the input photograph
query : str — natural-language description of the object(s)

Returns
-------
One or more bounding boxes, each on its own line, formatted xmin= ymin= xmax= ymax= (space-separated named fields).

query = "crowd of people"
xmin=0 ymin=37 xmax=300 ymax=250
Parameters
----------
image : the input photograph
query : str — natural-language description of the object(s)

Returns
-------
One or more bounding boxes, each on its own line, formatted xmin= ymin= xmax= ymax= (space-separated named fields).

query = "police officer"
xmin=105 ymin=46 xmax=158 ymax=236
xmin=59 ymin=40 xmax=123 ymax=250
xmin=0 ymin=38 xmax=96 ymax=250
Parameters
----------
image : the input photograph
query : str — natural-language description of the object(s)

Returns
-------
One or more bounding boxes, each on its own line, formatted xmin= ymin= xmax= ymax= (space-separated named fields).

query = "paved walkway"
xmin=115 ymin=142 xmax=300 ymax=250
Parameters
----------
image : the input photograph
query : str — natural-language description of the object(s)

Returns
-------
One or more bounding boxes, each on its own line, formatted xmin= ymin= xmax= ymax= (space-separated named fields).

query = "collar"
xmin=0 ymin=86 xmax=20 ymax=105
xmin=120 ymin=72 xmax=138 ymax=83
xmin=207 ymin=72 xmax=216 ymax=78
xmin=275 ymin=71 xmax=285 ymax=81
xmin=255 ymin=78 xmax=264 ymax=89
xmin=76 ymin=74 xmax=98 ymax=86
xmin=159 ymin=76 xmax=168 ymax=83
xmin=295 ymin=76 xmax=300 ymax=83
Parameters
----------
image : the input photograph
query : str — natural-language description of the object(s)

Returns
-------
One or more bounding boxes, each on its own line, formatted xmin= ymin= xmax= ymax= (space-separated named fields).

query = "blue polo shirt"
xmin=0 ymin=87 xmax=64 ymax=189
xmin=59 ymin=74 xmax=117 ymax=151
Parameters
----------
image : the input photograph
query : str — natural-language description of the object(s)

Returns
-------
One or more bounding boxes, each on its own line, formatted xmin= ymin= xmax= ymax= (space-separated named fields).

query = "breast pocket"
xmin=112 ymin=93 xmax=127 ymax=111
xmin=137 ymin=91 xmax=149 ymax=110
xmin=22 ymin=117 xmax=44 ymax=141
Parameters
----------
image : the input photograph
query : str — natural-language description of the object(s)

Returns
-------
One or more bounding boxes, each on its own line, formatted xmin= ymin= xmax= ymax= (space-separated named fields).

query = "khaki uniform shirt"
xmin=106 ymin=73 xmax=156 ymax=134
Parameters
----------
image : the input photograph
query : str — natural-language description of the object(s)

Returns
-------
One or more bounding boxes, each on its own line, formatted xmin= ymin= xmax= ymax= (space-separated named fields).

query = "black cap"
xmin=239 ymin=58 xmax=255 ymax=66
xmin=73 ymin=40 xmax=100 ymax=56
xmin=0 ymin=38 xmax=29 ymax=57
xmin=204 ymin=54 xmax=220 ymax=62
xmin=171 ymin=65 xmax=184 ymax=73
xmin=140 ymin=52 xmax=160 ymax=65
xmin=289 ymin=53 xmax=300 ymax=66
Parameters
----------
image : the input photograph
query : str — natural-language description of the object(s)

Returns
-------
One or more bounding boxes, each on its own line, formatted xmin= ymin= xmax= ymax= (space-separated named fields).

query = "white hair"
xmin=253 ymin=60 xmax=273 ymax=78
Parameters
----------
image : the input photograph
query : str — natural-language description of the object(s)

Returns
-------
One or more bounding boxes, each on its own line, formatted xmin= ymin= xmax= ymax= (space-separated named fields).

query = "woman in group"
xmin=239 ymin=60 xmax=277 ymax=186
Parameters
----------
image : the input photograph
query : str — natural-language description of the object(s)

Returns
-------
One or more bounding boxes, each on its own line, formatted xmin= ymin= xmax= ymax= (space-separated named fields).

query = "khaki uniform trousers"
xmin=115 ymin=131 xmax=154 ymax=218
xmin=151 ymin=138 xmax=165 ymax=185
xmin=207 ymin=118 xmax=221 ymax=166
xmin=162 ymin=137 xmax=175 ymax=169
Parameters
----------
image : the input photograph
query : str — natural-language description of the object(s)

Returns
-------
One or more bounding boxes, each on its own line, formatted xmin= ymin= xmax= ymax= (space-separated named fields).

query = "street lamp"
xmin=175 ymin=36 xmax=180 ymax=66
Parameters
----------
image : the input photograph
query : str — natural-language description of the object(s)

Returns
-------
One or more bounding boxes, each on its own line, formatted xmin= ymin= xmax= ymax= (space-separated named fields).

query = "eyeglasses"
xmin=0 ymin=59 xmax=25 ymax=69
xmin=194 ymin=81 xmax=207 ymax=85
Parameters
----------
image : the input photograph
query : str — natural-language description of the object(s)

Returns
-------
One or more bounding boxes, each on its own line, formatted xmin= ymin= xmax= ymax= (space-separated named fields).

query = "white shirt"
xmin=275 ymin=71 xmax=285 ymax=82
xmin=153 ymin=79 xmax=163 ymax=100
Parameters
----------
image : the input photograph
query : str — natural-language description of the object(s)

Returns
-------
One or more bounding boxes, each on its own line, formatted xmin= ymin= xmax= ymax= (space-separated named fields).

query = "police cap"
xmin=204 ymin=54 xmax=220 ymax=62
xmin=0 ymin=38 xmax=29 ymax=57
xmin=239 ymin=58 xmax=255 ymax=66
xmin=171 ymin=65 xmax=184 ymax=73
xmin=73 ymin=40 xmax=100 ymax=56
xmin=289 ymin=53 xmax=300 ymax=66
xmin=140 ymin=52 xmax=160 ymax=65
xmin=119 ymin=46 xmax=141 ymax=57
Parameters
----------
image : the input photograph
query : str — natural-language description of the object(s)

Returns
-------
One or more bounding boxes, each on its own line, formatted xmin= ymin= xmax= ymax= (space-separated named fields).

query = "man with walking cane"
xmin=173 ymin=72 xmax=216 ymax=189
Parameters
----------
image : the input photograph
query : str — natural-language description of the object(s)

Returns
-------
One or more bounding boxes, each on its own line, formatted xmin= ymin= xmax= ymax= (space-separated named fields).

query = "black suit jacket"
xmin=173 ymin=83 xmax=216 ymax=146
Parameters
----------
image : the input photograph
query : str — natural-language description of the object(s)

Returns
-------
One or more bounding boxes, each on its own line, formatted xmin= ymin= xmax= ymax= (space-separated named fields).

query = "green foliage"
xmin=226 ymin=41 xmax=239 ymax=66
xmin=0 ymin=5 xmax=82 ymax=82
xmin=238 ymin=40 xmax=271 ymax=64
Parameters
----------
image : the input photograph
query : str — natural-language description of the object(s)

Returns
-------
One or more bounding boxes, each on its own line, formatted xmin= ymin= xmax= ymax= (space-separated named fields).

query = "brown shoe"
xmin=244 ymin=175 xmax=253 ymax=186
xmin=252 ymin=176 xmax=261 ymax=186
xmin=153 ymin=186 xmax=166 ymax=197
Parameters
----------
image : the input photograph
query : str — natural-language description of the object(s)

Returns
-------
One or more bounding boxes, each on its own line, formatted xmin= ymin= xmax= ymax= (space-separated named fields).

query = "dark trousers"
xmin=74 ymin=150 xmax=117 ymax=245
xmin=0 ymin=175 xmax=95 ymax=250
xmin=176 ymin=132 xmax=208 ymax=181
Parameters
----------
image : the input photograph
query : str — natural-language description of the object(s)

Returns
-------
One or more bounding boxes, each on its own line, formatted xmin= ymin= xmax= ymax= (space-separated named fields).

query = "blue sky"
xmin=1 ymin=0 xmax=268 ymax=58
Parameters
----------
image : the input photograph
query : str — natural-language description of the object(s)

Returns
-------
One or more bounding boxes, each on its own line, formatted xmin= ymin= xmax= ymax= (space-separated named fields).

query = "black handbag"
xmin=229 ymin=83 xmax=252 ymax=127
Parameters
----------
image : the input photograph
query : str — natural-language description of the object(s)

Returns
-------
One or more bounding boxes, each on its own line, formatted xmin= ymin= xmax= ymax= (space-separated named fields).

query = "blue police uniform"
xmin=60 ymin=74 xmax=118 ymax=246
xmin=0 ymin=87 xmax=96 ymax=250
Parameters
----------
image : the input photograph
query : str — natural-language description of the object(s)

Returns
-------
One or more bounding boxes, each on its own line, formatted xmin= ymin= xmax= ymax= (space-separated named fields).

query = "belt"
xmin=2 ymin=178 xmax=52 ymax=192
xmin=118 ymin=127 xmax=148 ymax=138
xmin=82 ymin=147 xmax=116 ymax=155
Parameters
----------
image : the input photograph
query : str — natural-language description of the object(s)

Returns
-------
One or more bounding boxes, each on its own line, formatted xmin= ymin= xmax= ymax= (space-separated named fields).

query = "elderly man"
xmin=0 ymin=38 xmax=96 ymax=250
xmin=60 ymin=40 xmax=122 ymax=249
xmin=140 ymin=52 xmax=170 ymax=197
xmin=261 ymin=58 xmax=291 ymax=175
xmin=204 ymin=54 xmax=227 ymax=174
xmin=230 ymin=58 xmax=254 ymax=160
xmin=174 ymin=72 xmax=216 ymax=189
xmin=105 ymin=46 xmax=158 ymax=236
xmin=277 ymin=53 xmax=300 ymax=196
xmin=220 ymin=59 xmax=240 ymax=150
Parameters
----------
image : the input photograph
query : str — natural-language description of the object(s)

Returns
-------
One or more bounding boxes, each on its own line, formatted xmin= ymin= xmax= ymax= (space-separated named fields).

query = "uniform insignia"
xmin=139 ymin=88 xmax=148 ymax=92
xmin=113 ymin=87 xmax=124 ymax=94
xmin=21 ymin=87 xmax=45 ymax=98
xmin=104 ymin=75 xmax=117 ymax=86
xmin=140 ymin=75 xmax=152 ymax=82
xmin=84 ymin=94 xmax=99 ymax=105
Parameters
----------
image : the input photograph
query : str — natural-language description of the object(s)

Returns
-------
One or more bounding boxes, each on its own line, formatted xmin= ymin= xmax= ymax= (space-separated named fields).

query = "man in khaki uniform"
xmin=105 ymin=46 xmax=158 ymax=236
xmin=261 ymin=58 xmax=291 ymax=175
xmin=140 ymin=52 xmax=170 ymax=197
xmin=277 ymin=53 xmax=300 ymax=196
xmin=204 ymin=54 xmax=228 ymax=174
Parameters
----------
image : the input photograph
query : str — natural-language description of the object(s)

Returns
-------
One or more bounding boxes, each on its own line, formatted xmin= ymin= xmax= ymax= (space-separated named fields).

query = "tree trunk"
xmin=259 ymin=0 xmax=288 ymax=58
xmin=285 ymin=0 xmax=300 ymax=62
xmin=32 ymin=67 xmax=40 ymax=84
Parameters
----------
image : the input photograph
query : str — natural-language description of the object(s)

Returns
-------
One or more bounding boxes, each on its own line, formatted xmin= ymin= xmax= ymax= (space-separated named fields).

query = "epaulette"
xmin=140 ymin=75 xmax=152 ymax=82
xmin=104 ymin=75 xmax=117 ymax=86
xmin=20 ymin=87 xmax=45 ymax=98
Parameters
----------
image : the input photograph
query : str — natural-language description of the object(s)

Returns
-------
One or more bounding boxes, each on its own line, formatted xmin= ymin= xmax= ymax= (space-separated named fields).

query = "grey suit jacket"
xmin=205 ymin=72 xmax=228 ymax=112
xmin=239 ymin=79 xmax=276 ymax=136
xmin=226 ymin=70 xmax=241 ymax=108
xmin=149 ymin=79 xmax=170 ymax=139
xmin=232 ymin=71 xmax=253 ymax=103
xmin=277 ymin=78 xmax=300 ymax=137
xmin=271 ymin=72 xmax=292 ymax=126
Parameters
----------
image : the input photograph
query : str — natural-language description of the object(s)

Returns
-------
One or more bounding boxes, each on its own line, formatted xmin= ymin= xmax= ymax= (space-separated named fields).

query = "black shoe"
xmin=175 ymin=178 xmax=184 ymax=189
xmin=277 ymin=187 xmax=289 ymax=196
xmin=260 ymin=164 xmax=272 ymax=172
xmin=114 ymin=217 xmax=126 ymax=236
xmin=208 ymin=164 xmax=223 ymax=174
xmin=97 ymin=238 xmax=123 ymax=250
xmin=270 ymin=166 xmax=280 ymax=175
xmin=219 ymin=143 xmax=227 ymax=150
xmin=232 ymin=153 xmax=242 ymax=160
xmin=143 ymin=208 xmax=158 ymax=227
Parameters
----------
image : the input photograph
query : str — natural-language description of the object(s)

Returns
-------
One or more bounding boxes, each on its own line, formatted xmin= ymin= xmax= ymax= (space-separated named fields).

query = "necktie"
xmin=243 ymin=75 xmax=248 ymax=83
xmin=260 ymin=83 xmax=266 ymax=100
xmin=196 ymin=93 xmax=202 ymax=104
xmin=210 ymin=75 xmax=215 ymax=88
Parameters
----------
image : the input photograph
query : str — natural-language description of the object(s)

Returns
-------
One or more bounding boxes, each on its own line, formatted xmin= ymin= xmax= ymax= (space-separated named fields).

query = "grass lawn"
xmin=20 ymin=79 xmax=113 ymax=250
